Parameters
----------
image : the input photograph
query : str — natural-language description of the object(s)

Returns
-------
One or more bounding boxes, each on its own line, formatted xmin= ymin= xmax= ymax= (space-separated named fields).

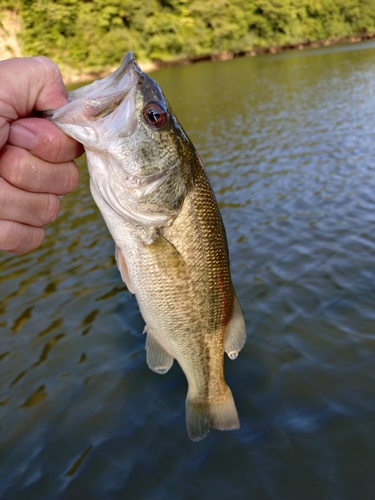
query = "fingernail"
xmin=8 ymin=124 xmax=36 ymax=151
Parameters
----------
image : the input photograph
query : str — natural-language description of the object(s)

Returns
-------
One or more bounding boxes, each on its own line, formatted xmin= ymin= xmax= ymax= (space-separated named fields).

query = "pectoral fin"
xmin=115 ymin=246 xmax=135 ymax=294
xmin=146 ymin=233 xmax=188 ymax=277
xmin=145 ymin=327 xmax=174 ymax=374
xmin=224 ymin=296 xmax=246 ymax=359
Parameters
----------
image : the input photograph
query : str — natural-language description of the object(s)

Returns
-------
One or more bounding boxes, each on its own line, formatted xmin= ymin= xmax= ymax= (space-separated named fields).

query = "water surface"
xmin=1 ymin=40 xmax=375 ymax=499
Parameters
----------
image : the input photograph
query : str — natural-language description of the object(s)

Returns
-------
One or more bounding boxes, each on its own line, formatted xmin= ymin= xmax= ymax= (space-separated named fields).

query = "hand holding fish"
xmin=0 ymin=56 xmax=83 ymax=253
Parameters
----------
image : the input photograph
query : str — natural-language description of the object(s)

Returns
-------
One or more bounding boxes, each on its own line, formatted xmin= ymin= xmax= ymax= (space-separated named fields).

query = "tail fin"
xmin=185 ymin=387 xmax=240 ymax=441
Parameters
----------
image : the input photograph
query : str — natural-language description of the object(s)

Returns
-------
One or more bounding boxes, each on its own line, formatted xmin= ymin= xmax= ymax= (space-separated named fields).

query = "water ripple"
xmin=2 ymin=41 xmax=375 ymax=499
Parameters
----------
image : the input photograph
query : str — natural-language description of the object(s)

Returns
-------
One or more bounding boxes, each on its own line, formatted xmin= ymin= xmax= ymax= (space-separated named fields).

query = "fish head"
xmin=49 ymin=52 xmax=193 ymax=226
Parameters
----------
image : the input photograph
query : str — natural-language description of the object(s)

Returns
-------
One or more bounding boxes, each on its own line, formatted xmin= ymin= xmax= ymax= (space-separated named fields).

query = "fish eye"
xmin=143 ymin=102 xmax=167 ymax=129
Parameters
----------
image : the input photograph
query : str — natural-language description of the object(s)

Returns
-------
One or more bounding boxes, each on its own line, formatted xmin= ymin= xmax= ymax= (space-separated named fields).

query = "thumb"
xmin=33 ymin=56 xmax=69 ymax=111
xmin=0 ymin=56 xmax=68 ymax=120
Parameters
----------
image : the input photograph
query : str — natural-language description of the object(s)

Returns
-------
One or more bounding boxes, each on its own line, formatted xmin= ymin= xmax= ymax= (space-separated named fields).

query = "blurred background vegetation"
xmin=0 ymin=0 xmax=375 ymax=75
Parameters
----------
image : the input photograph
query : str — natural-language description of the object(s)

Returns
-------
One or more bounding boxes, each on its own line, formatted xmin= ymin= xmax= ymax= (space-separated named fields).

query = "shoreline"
xmin=62 ymin=32 xmax=375 ymax=85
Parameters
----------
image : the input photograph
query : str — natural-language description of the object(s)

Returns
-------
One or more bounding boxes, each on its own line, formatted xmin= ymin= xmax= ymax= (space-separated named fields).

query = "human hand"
xmin=0 ymin=56 xmax=84 ymax=254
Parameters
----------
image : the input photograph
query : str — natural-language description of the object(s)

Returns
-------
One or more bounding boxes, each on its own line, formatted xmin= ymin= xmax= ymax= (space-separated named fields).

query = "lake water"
xmin=1 ymin=40 xmax=375 ymax=499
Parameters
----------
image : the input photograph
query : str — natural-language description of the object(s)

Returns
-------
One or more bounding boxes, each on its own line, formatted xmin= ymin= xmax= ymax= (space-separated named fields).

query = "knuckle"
xmin=0 ymin=177 xmax=10 ymax=216
xmin=35 ymin=56 xmax=62 ymax=86
xmin=50 ymin=161 xmax=80 ymax=195
xmin=43 ymin=194 xmax=60 ymax=224
xmin=0 ymin=221 xmax=18 ymax=251
xmin=0 ymin=145 xmax=29 ymax=188
xmin=0 ymin=220 xmax=44 ymax=254
xmin=64 ymin=161 xmax=80 ymax=193
xmin=53 ymin=135 xmax=65 ymax=161
xmin=10 ymin=153 xmax=29 ymax=189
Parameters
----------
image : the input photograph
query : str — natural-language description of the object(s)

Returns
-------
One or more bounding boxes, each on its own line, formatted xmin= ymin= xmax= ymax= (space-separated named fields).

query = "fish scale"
xmin=46 ymin=52 xmax=246 ymax=441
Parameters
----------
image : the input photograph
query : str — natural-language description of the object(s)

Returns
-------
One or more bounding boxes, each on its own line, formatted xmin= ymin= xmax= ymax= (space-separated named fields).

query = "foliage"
xmin=4 ymin=0 xmax=375 ymax=71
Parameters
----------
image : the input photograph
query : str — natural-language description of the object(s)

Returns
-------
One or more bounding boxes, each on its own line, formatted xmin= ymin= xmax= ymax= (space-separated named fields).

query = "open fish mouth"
xmin=42 ymin=52 xmax=138 ymax=118
xmin=42 ymin=52 xmax=141 ymax=145
xmin=68 ymin=52 xmax=137 ymax=102
xmin=63 ymin=52 xmax=139 ymax=120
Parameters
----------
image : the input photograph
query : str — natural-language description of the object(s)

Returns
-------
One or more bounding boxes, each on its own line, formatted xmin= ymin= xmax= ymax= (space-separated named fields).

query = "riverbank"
xmin=58 ymin=31 xmax=375 ymax=85
xmin=1 ymin=9 xmax=374 ymax=85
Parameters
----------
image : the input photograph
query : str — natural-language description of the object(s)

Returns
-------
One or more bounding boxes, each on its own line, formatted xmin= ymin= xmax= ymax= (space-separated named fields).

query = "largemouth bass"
xmin=48 ymin=53 xmax=246 ymax=441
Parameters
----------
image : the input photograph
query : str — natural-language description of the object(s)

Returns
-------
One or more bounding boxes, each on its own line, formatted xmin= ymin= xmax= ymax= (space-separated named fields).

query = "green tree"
xmin=6 ymin=0 xmax=374 ymax=72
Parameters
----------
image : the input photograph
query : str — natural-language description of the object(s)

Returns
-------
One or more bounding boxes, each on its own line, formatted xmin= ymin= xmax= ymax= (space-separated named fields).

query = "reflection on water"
xmin=1 ymin=40 xmax=375 ymax=499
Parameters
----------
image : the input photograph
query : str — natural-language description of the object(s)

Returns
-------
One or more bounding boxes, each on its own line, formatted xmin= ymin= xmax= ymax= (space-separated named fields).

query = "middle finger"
xmin=0 ymin=144 xmax=80 ymax=195
xmin=0 ymin=177 xmax=60 ymax=227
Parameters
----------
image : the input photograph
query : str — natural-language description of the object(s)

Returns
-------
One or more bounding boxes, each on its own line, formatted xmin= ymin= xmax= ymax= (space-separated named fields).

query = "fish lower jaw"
xmin=123 ymin=167 xmax=171 ymax=188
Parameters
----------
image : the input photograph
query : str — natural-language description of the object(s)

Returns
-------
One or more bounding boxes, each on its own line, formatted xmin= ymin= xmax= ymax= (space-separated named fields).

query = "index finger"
xmin=8 ymin=118 xmax=84 ymax=163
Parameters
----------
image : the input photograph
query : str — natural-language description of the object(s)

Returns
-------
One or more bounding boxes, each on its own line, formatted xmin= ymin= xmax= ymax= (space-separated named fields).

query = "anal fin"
xmin=224 ymin=296 xmax=246 ymax=360
xmin=145 ymin=327 xmax=174 ymax=374
xmin=115 ymin=246 xmax=135 ymax=294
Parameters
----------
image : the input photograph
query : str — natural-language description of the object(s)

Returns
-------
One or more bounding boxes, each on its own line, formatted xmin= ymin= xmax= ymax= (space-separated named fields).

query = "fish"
xmin=47 ymin=52 xmax=246 ymax=441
